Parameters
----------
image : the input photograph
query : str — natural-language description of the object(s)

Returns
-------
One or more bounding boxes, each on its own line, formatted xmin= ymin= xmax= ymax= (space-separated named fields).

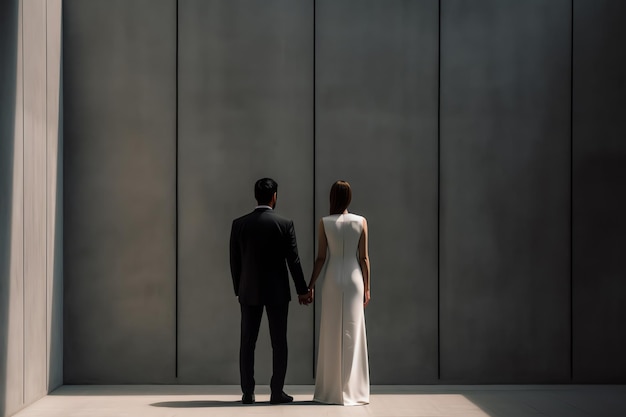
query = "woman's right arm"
xmin=307 ymin=219 xmax=328 ymax=293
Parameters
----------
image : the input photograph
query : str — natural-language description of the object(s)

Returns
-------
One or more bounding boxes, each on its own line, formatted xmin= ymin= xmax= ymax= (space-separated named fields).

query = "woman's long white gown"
xmin=314 ymin=213 xmax=370 ymax=406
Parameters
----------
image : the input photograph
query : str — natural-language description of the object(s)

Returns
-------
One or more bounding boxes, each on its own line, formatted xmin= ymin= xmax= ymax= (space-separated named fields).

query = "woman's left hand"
xmin=363 ymin=290 xmax=371 ymax=307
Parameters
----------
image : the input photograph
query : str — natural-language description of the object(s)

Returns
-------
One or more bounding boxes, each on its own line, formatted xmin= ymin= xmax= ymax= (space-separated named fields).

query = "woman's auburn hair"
xmin=329 ymin=180 xmax=352 ymax=215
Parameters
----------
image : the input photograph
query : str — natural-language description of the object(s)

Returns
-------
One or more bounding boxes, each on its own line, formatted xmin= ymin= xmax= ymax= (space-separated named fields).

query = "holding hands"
xmin=298 ymin=288 xmax=314 ymax=306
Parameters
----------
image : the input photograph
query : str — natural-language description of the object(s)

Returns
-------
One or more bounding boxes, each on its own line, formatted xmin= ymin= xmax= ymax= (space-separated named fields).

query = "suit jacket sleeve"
xmin=285 ymin=220 xmax=309 ymax=296
xmin=229 ymin=220 xmax=241 ymax=296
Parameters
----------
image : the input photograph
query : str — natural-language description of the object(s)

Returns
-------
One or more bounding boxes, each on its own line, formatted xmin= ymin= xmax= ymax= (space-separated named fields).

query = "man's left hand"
xmin=298 ymin=289 xmax=313 ymax=306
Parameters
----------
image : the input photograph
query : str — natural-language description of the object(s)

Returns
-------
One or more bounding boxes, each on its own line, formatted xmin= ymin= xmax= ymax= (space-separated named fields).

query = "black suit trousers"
xmin=239 ymin=302 xmax=289 ymax=395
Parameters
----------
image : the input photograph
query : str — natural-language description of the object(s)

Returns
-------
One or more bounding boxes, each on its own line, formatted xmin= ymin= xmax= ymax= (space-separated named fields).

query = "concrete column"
xmin=0 ymin=0 xmax=24 ymax=414
xmin=23 ymin=0 xmax=48 ymax=403
xmin=0 ymin=1 xmax=63 ymax=414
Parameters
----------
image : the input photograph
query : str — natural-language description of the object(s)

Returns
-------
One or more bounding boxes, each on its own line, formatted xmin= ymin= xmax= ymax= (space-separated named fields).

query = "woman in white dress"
xmin=307 ymin=180 xmax=370 ymax=405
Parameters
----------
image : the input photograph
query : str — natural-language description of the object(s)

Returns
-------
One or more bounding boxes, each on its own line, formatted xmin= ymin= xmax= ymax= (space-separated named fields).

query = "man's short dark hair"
xmin=254 ymin=178 xmax=278 ymax=205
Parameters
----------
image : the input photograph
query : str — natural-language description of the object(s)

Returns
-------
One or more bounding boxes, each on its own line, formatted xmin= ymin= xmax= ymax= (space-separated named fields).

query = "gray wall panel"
xmin=177 ymin=0 xmax=314 ymax=384
xmin=63 ymin=0 xmax=176 ymax=383
xmin=440 ymin=0 xmax=571 ymax=382
xmin=573 ymin=0 xmax=626 ymax=383
xmin=315 ymin=0 xmax=439 ymax=384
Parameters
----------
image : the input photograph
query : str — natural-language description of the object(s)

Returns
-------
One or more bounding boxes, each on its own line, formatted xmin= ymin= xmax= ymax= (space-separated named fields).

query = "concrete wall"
xmin=62 ymin=0 xmax=626 ymax=385
xmin=439 ymin=0 xmax=572 ymax=383
xmin=315 ymin=0 xmax=439 ymax=384
xmin=63 ymin=0 xmax=177 ymax=383
xmin=177 ymin=0 xmax=314 ymax=384
xmin=0 ymin=0 xmax=63 ymax=416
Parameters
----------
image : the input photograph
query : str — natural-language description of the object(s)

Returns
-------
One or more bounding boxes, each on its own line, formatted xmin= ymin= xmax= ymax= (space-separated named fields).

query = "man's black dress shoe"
xmin=242 ymin=393 xmax=255 ymax=404
xmin=270 ymin=391 xmax=294 ymax=404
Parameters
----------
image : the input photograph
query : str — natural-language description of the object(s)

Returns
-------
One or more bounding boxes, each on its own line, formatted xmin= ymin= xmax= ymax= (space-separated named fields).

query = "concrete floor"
xmin=14 ymin=385 xmax=626 ymax=417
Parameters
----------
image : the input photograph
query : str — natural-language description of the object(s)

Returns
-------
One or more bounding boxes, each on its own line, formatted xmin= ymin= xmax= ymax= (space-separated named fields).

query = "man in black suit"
xmin=230 ymin=178 xmax=312 ymax=405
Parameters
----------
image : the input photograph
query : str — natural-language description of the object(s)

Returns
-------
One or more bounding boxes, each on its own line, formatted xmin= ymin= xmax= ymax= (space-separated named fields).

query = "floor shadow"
xmin=151 ymin=400 xmax=317 ymax=408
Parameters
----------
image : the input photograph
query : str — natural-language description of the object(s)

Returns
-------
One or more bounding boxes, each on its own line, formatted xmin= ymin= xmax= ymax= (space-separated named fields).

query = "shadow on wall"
xmin=576 ymin=153 xmax=626 ymax=260
xmin=574 ymin=152 xmax=626 ymax=380
xmin=0 ymin=0 xmax=19 ymax=415
xmin=576 ymin=153 xmax=626 ymax=268
xmin=575 ymin=152 xmax=626 ymax=288
xmin=49 ymin=52 xmax=64 ymax=391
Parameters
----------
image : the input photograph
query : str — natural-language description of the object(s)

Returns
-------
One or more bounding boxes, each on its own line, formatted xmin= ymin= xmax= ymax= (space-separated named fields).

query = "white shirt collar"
xmin=255 ymin=205 xmax=273 ymax=210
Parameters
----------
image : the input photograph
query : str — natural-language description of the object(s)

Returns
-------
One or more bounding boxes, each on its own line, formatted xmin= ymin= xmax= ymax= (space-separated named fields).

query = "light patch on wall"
xmin=5 ymin=0 xmax=25 ymax=411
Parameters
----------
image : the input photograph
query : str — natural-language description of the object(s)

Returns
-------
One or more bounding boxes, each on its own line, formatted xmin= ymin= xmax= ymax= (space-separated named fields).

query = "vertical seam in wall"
xmin=437 ymin=0 xmax=442 ymax=381
xmin=45 ymin=0 xmax=49 ymax=392
xmin=312 ymin=0 xmax=316 ymax=379
xmin=570 ymin=0 xmax=574 ymax=383
xmin=21 ymin=0 xmax=25 ymax=403
xmin=175 ymin=0 xmax=179 ymax=380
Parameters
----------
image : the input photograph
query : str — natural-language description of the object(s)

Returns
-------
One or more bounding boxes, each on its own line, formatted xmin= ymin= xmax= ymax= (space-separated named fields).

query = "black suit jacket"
xmin=230 ymin=208 xmax=308 ymax=306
